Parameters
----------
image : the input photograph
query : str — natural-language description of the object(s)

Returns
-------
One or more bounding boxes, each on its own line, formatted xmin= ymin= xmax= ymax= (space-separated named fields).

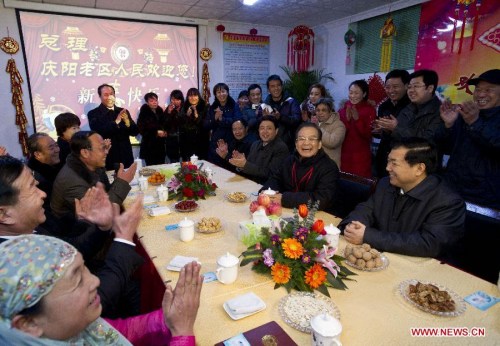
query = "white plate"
xmin=222 ymin=302 xmax=267 ymax=321
xmin=343 ymin=252 xmax=389 ymax=272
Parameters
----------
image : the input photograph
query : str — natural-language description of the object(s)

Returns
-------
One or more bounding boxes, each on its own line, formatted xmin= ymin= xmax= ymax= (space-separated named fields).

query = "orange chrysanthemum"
xmin=282 ymin=238 xmax=304 ymax=259
xmin=304 ymin=263 xmax=327 ymax=289
xmin=271 ymin=263 xmax=291 ymax=284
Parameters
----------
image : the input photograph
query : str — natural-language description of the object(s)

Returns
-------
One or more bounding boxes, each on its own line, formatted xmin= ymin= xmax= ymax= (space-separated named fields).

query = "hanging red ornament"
xmin=216 ymin=24 xmax=225 ymax=40
xmin=451 ymin=0 xmax=480 ymax=54
xmin=344 ymin=29 xmax=356 ymax=65
xmin=287 ymin=25 xmax=314 ymax=72
xmin=250 ymin=28 xmax=258 ymax=36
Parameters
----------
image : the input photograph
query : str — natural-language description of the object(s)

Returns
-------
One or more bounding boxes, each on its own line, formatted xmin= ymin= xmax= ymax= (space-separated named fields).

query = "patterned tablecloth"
xmin=131 ymin=161 xmax=500 ymax=345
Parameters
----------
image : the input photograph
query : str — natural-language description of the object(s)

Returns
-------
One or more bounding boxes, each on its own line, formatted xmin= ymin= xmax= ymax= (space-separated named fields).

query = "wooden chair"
xmin=331 ymin=171 xmax=378 ymax=218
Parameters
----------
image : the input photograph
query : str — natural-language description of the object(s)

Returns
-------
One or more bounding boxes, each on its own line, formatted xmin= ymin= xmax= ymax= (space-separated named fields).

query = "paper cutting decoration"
xmin=344 ymin=29 xmax=356 ymax=65
xmin=367 ymin=73 xmax=387 ymax=107
xmin=287 ymin=25 xmax=315 ymax=72
xmin=380 ymin=15 xmax=397 ymax=72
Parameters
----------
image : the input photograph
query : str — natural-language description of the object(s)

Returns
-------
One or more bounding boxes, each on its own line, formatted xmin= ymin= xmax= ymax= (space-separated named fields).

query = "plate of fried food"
xmin=399 ymin=279 xmax=466 ymax=317
xmin=343 ymin=243 xmax=389 ymax=271
xmin=139 ymin=167 xmax=157 ymax=176
xmin=225 ymin=192 xmax=248 ymax=203
xmin=196 ymin=217 xmax=223 ymax=234
xmin=148 ymin=172 xmax=166 ymax=185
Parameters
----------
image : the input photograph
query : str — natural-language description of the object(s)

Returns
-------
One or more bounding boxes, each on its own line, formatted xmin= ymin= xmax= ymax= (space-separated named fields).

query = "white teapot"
xmin=310 ymin=313 xmax=342 ymax=346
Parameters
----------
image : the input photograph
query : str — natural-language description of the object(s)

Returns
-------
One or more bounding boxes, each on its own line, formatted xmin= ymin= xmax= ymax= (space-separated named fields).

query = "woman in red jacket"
xmin=339 ymin=80 xmax=376 ymax=178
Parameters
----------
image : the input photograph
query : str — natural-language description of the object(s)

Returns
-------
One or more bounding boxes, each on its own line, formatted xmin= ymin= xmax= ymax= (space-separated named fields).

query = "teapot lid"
xmin=156 ymin=184 xmax=167 ymax=191
xmin=310 ymin=313 xmax=342 ymax=337
xmin=218 ymin=252 xmax=239 ymax=267
xmin=324 ymin=224 xmax=341 ymax=235
xmin=178 ymin=217 xmax=194 ymax=227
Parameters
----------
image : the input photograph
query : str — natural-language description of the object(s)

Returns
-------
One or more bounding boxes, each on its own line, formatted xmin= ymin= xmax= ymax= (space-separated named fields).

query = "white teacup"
xmin=190 ymin=154 xmax=198 ymax=165
xmin=138 ymin=175 xmax=148 ymax=191
xmin=179 ymin=217 xmax=194 ymax=242
xmin=324 ymin=224 xmax=341 ymax=248
xmin=216 ymin=252 xmax=239 ymax=284
xmin=310 ymin=313 xmax=342 ymax=346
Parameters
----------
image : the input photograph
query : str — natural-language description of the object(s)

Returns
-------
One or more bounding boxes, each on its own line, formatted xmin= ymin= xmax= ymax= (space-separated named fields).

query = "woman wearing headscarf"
xmin=0 ymin=235 xmax=202 ymax=346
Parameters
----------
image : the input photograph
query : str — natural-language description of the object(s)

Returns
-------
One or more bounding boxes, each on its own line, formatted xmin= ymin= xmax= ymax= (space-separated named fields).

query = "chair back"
xmin=332 ymin=171 xmax=377 ymax=218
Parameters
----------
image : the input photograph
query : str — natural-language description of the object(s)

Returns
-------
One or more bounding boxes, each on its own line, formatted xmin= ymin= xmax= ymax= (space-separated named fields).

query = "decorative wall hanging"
xmin=200 ymin=48 xmax=212 ymax=103
xmin=216 ymin=24 xmax=225 ymax=40
xmin=1 ymin=32 xmax=28 ymax=156
xmin=451 ymin=0 xmax=482 ymax=53
xmin=380 ymin=15 xmax=396 ymax=72
xmin=344 ymin=29 xmax=356 ymax=65
xmin=367 ymin=73 xmax=387 ymax=107
xmin=287 ymin=25 xmax=314 ymax=72
xmin=250 ymin=28 xmax=258 ymax=36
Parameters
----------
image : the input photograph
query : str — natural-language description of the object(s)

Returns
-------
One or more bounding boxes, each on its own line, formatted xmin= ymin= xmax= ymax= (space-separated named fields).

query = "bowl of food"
xmin=196 ymin=217 xmax=223 ymax=233
xmin=225 ymin=192 xmax=248 ymax=203
xmin=148 ymin=172 xmax=166 ymax=185
xmin=173 ymin=200 xmax=199 ymax=212
xmin=343 ymin=243 xmax=389 ymax=271
xmin=139 ymin=167 xmax=157 ymax=176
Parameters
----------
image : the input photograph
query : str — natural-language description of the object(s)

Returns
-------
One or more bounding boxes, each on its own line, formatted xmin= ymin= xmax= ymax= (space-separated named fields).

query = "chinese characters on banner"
xmin=19 ymin=12 xmax=198 ymax=137
xmin=223 ymin=33 xmax=270 ymax=98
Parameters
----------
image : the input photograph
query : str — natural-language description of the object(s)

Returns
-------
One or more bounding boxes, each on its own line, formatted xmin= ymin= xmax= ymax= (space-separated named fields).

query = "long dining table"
xmin=129 ymin=161 xmax=499 ymax=345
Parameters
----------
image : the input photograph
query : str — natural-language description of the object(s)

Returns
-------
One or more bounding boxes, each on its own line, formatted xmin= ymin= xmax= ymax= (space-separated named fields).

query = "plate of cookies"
xmin=343 ymin=243 xmax=389 ymax=271
xmin=196 ymin=217 xmax=223 ymax=233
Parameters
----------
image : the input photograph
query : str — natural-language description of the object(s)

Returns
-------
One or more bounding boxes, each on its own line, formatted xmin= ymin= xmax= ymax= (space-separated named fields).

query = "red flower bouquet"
xmin=167 ymin=162 xmax=217 ymax=200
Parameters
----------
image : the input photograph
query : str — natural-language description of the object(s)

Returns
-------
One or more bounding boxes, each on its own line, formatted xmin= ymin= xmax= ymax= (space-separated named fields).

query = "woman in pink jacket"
xmin=339 ymin=80 xmax=376 ymax=178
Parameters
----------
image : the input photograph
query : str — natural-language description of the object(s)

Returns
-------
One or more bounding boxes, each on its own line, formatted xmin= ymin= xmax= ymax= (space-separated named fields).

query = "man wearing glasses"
xmin=373 ymin=69 xmax=411 ymax=177
xmin=262 ymin=122 xmax=339 ymax=211
xmin=390 ymin=69 xmax=443 ymax=146
xmin=51 ymin=131 xmax=136 ymax=219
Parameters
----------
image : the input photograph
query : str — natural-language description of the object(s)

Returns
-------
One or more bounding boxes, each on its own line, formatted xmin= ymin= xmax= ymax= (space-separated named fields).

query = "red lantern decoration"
xmin=250 ymin=28 xmax=258 ymax=36
xmin=216 ymin=24 xmax=225 ymax=40
xmin=287 ymin=25 xmax=315 ymax=72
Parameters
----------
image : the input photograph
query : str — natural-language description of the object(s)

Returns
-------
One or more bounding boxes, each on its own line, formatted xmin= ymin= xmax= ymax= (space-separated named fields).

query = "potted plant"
xmin=280 ymin=66 xmax=335 ymax=103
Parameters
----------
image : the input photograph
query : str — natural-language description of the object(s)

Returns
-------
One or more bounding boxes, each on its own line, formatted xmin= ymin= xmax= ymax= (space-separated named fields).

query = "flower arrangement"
xmin=240 ymin=202 xmax=356 ymax=297
xmin=167 ymin=162 xmax=217 ymax=200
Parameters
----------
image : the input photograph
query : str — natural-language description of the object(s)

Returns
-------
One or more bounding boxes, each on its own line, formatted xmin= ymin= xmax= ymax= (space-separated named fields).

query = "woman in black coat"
xmin=179 ymin=88 xmax=209 ymax=160
xmin=137 ymin=92 xmax=166 ymax=165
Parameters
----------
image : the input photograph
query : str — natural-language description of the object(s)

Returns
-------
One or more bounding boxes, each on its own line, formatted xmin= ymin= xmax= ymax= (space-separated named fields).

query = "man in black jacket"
xmin=88 ymin=84 xmax=139 ymax=170
xmin=0 ymin=156 xmax=143 ymax=318
xmin=339 ymin=138 xmax=465 ymax=258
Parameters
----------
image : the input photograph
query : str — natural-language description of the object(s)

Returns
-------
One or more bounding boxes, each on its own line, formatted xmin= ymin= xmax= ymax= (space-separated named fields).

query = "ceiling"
xmin=13 ymin=0 xmax=393 ymax=27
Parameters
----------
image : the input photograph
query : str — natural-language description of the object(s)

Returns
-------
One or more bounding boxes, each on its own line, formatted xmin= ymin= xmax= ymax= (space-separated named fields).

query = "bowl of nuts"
xmin=173 ymin=200 xmax=198 ymax=213
xmin=343 ymin=243 xmax=389 ymax=271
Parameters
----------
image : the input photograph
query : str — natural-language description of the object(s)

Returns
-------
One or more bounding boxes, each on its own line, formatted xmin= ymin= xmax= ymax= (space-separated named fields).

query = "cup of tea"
xmin=216 ymin=252 xmax=239 ymax=284
xmin=310 ymin=313 xmax=342 ymax=346
xmin=179 ymin=217 xmax=195 ymax=242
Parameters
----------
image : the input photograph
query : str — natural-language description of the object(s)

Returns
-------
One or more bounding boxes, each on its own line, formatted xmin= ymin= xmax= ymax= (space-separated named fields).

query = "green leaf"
xmin=240 ymin=255 xmax=262 ymax=267
xmin=327 ymin=272 xmax=348 ymax=290
xmin=338 ymin=265 xmax=357 ymax=276
xmin=316 ymin=284 xmax=330 ymax=298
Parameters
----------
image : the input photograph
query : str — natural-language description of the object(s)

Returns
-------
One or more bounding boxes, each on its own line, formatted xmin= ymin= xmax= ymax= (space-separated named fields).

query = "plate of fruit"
xmin=147 ymin=172 xmax=166 ymax=185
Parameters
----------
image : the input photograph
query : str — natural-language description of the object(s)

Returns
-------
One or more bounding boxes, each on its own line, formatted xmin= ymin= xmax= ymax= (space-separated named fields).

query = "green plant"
xmin=280 ymin=66 xmax=335 ymax=103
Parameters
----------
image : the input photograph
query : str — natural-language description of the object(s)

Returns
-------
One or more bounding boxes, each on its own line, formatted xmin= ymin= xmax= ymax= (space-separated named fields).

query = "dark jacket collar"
xmin=65 ymin=153 xmax=99 ymax=185
xmin=293 ymin=148 xmax=328 ymax=166
xmin=409 ymin=95 xmax=441 ymax=115
xmin=27 ymin=157 xmax=62 ymax=181
xmin=386 ymin=174 xmax=440 ymax=201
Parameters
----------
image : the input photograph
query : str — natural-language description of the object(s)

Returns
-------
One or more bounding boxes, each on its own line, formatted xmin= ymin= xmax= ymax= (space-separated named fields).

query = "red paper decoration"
xmin=250 ymin=28 xmax=258 ymax=36
xmin=367 ymin=73 xmax=387 ymax=107
xmin=287 ymin=25 xmax=315 ymax=72
xmin=216 ymin=24 xmax=225 ymax=32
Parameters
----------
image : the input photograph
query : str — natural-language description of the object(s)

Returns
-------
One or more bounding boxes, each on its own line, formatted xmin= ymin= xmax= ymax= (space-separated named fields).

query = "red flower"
xmin=298 ymin=204 xmax=308 ymax=218
xmin=211 ymin=183 xmax=217 ymax=189
xmin=182 ymin=187 xmax=194 ymax=198
xmin=312 ymin=220 xmax=325 ymax=234
xmin=185 ymin=173 xmax=193 ymax=183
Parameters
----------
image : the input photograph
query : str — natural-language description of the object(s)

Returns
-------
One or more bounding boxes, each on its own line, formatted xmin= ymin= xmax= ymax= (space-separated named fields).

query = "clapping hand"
xmin=116 ymin=162 xmax=137 ymax=183
xmin=75 ymin=182 xmax=114 ymax=231
xmin=228 ymin=151 xmax=246 ymax=168
xmin=215 ymin=139 xmax=229 ymax=159
xmin=112 ymin=194 xmax=143 ymax=242
xmin=0 ymin=146 xmax=8 ymax=156
xmin=162 ymin=261 xmax=203 ymax=337
xmin=214 ymin=107 xmax=223 ymax=121
xmin=374 ymin=115 xmax=398 ymax=132
xmin=458 ymin=100 xmax=480 ymax=125
xmin=440 ymin=100 xmax=460 ymax=128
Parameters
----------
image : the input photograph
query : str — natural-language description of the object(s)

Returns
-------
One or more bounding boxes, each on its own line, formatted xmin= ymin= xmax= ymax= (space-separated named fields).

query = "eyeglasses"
xmin=86 ymin=144 xmax=107 ymax=152
xmin=407 ymin=84 xmax=427 ymax=90
xmin=296 ymin=136 xmax=319 ymax=143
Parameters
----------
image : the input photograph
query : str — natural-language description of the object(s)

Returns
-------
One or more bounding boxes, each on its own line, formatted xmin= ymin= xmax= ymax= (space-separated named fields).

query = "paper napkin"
xmin=226 ymin=292 xmax=266 ymax=315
